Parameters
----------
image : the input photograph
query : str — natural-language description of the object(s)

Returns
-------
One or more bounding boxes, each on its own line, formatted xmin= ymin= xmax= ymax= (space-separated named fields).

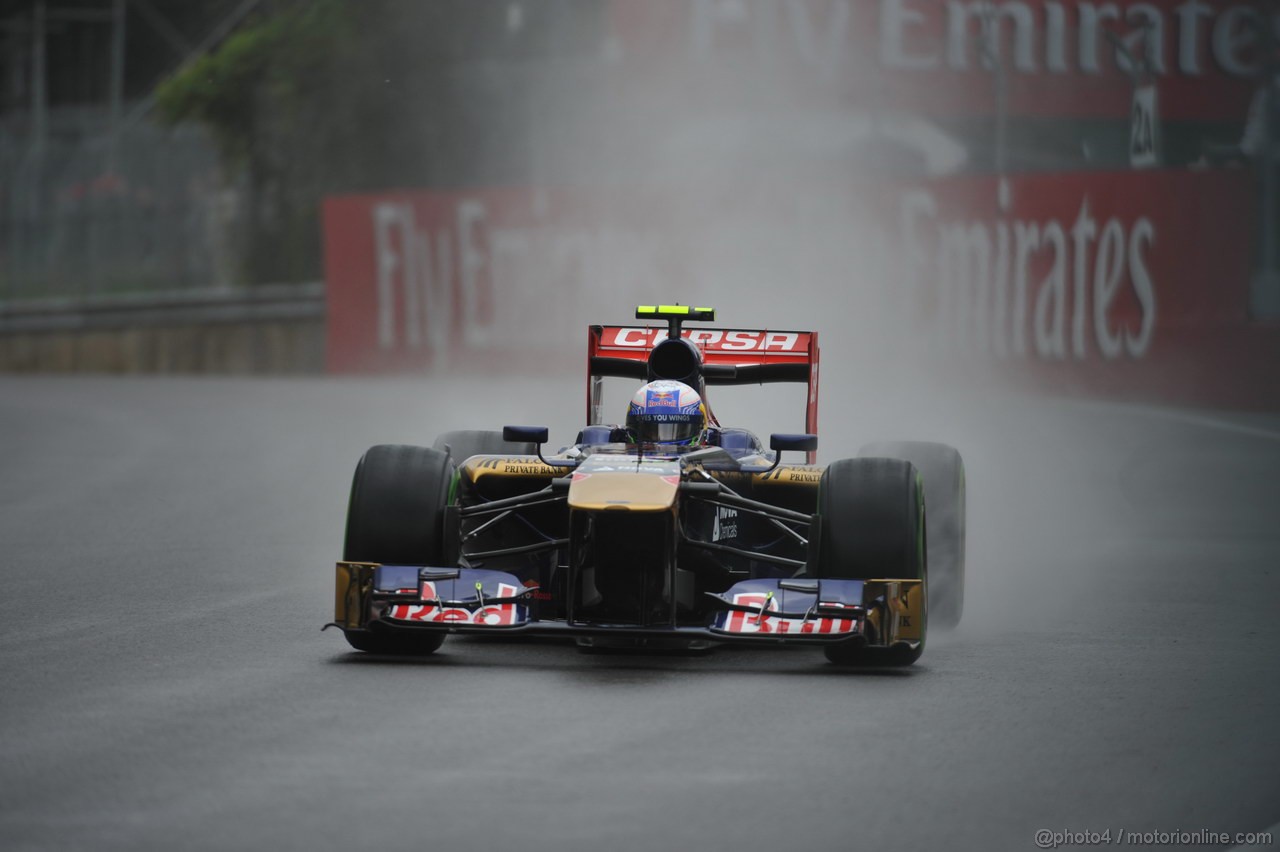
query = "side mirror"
xmin=770 ymin=433 xmax=818 ymax=454
xmin=764 ymin=433 xmax=818 ymax=472
xmin=503 ymin=425 xmax=549 ymax=445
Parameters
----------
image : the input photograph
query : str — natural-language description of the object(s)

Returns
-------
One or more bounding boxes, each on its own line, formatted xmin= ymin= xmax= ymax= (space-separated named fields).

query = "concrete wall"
xmin=0 ymin=284 xmax=325 ymax=374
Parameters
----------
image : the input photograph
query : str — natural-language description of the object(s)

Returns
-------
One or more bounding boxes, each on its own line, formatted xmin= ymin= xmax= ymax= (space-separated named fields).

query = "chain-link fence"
xmin=0 ymin=113 xmax=247 ymax=302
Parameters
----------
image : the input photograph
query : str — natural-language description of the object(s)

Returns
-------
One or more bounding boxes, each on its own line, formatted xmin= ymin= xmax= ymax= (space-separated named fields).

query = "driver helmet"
xmin=625 ymin=380 xmax=708 ymax=449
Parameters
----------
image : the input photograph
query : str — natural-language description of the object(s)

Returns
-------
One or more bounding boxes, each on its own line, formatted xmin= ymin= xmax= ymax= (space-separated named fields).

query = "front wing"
xmin=329 ymin=562 xmax=924 ymax=651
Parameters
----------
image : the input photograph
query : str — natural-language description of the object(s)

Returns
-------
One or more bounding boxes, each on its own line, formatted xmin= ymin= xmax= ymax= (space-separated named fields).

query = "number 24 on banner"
xmin=1130 ymin=84 xmax=1161 ymax=169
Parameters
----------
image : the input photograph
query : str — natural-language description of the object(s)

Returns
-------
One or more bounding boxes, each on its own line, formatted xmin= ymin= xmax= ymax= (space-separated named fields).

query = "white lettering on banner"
xmin=689 ymin=0 xmax=1270 ymax=80
xmin=692 ymin=0 xmax=856 ymax=78
xmin=1071 ymin=201 xmax=1097 ymax=360
xmin=457 ymin=200 xmax=489 ymax=348
xmin=947 ymin=1 xmax=1036 ymax=72
xmin=900 ymin=193 xmax=1158 ymax=362
xmin=789 ymin=0 xmax=852 ymax=80
xmin=1120 ymin=4 xmax=1167 ymax=75
xmin=1093 ymin=218 xmax=1127 ymax=359
xmin=374 ymin=203 xmax=412 ymax=350
xmin=1177 ymin=0 xmax=1214 ymax=75
xmin=1130 ymin=84 xmax=1162 ymax=168
xmin=880 ymin=0 xmax=938 ymax=70
xmin=372 ymin=202 xmax=450 ymax=353
xmin=1045 ymin=1 xmax=1068 ymax=72
xmin=899 ymin=190 xmax=938 ymax=333
xmin=1012 ymin=221 xmax=1038 ymax=356
xmin=367 ymin=200 xmax=663 ymax=354
xmin=1213 ymin=6 xmax=1262 ymax=76
xmin=1034 ymin=221 xmax=1067 ymax=359
xmin=992 ymin=221 xmax=1010 ymax=358
xmin=1077 ymin=3 xmax=1120 ymax=74
xmin=1127 ymin=220 xmax=1157 ymax=356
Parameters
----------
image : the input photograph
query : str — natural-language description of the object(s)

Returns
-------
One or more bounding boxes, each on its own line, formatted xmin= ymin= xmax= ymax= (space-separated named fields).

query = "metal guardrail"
xmin=0 ymin=281 xmax=325 ymax=334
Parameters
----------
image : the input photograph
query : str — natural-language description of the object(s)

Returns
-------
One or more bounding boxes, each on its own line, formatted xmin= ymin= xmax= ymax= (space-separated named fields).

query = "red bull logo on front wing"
xmin=386 ymin=582 xmax=525 ymax=626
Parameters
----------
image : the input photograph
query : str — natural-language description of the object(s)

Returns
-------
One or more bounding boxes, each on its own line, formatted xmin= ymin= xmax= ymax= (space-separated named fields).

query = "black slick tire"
xmin=860 ymin=441 xmax=965 ymax=630
xmin=342 ymin=444 xmax=453 ymax=655
xmin=815 ymin=457 xmax=926 ymax=667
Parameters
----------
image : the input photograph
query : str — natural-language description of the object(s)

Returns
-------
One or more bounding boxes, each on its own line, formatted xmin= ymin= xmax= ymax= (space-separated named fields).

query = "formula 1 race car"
xmin=326 ymin=306 xmax=965 ymax=666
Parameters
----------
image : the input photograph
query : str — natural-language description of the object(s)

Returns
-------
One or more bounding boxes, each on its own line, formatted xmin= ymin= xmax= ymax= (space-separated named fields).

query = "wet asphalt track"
xmin=1 ymin=373 xmax=1277 ymax=851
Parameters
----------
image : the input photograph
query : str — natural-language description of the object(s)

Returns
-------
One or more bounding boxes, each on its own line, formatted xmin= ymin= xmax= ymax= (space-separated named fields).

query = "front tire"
xmin=342 ymin=444 xmax=453 ymax=655
xmin=815 ymin=457 xmax=926 ymax=666
xmin=343 ymin=444 xmax=452 ymax=565
xmin=860 ymin=441 xmax=965 ymax=630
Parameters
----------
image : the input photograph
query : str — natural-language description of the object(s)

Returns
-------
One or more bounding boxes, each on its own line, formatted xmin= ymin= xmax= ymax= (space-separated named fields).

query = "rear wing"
xmin=586 ymin=323 xmax=820 ymax=460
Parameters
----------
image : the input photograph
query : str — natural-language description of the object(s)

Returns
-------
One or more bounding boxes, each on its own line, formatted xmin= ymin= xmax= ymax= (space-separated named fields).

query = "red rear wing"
xmin=587 ymin=325 xmax=821 ymax=461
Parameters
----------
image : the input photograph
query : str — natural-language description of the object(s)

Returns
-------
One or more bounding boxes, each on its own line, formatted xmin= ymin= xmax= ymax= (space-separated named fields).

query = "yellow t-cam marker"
xmin=635 ymin=305 xmax=716 ymax=321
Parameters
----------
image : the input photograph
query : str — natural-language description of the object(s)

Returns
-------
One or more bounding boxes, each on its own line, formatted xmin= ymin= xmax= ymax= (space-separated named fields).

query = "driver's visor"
xmin=628 ymin=413 xmax=700 ymax=445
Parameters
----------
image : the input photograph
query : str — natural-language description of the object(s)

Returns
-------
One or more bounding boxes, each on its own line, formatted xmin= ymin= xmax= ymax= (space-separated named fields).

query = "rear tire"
xmin=860 ymin=441 xmax=965 ymax=629
xmin=815 ymin=457 xmax=926 ymax=666
xmin=342 ymin=444 xmax=453 ymax=655
xmin=432 ymin=430 xmax=536 ymax=466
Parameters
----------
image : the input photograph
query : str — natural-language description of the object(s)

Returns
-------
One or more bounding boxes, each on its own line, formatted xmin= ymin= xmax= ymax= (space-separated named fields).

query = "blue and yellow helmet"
xmin=625 ymin=380 xmax=708 ymax=449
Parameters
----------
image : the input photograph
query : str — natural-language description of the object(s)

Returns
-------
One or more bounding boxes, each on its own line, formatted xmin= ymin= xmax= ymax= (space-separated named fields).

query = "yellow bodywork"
xmin=335 ymin=561 xmax=377 ymax=628
xmin=568 ymin=472 xmax=678 ymax=512
xmin=752 ymin=465 xmax=824 ymax=486
xmin=864 ymin=578 xmax=925 ymax=643
xmin=462 ymin=456 xmax=562 ymax=482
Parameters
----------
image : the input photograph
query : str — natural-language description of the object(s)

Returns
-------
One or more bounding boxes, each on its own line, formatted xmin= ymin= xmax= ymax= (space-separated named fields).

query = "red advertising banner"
xmin=323 ymin=188 xmax=669 ymax=373
xmin=323 ymin=168 xmax=1275 ymax=408
xmin=879 ymin=168 xmax=1275 ymax=406
xmin=606 ymin=0 xmax=1264 ymax=121
xmin=887 ymin=169 xmax=1252 ymax=357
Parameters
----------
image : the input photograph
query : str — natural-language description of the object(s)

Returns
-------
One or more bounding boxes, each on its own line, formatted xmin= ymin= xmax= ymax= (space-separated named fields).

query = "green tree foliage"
xmin=150 ymin=0 xmax=588 ymax=283
xmin=154 ymin=0 xmax=406 ymax=282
